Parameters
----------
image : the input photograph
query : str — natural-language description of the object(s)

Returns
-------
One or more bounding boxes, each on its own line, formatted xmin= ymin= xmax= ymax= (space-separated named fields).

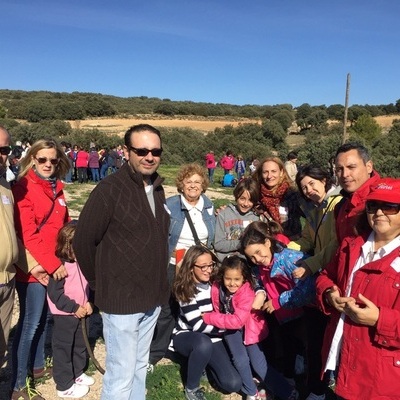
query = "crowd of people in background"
xmin=1 ymin=123 xmax=400 ymax=400
xmin=4 ymin=140 xmax=126 ymax=187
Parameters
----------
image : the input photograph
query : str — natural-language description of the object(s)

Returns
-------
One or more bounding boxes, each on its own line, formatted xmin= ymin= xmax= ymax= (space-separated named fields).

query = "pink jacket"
xmin=203 ymin=281 xmax=269 ymax=345
xmin=47 ymin=261 xmax=89 ymax=316
xmin=220 ymin=155 xmax=235 ymax=171
xmin=75 ymin=151 xmax=89 ymax=168
xmin=316 ymin=234 xmax=400 ymax=399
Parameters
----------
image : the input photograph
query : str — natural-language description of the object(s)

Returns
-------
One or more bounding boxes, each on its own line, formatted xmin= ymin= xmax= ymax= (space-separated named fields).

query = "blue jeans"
xmin=64 ymin=168 xmax=73 ymax=183
xmin=12 ymin=282 xmax=49 ymax=390
xmin=91 ymin=168 xmax=100 ymax=182
xmin=225 ymin=330 xmax=293 ymax=399
xmin=208 ymin=168 xmax=215 ymax=183
xmin=224 ymin=330 xmax=260 ymax=396
xmin=100 ymin=163 xmax=109 ymax=179
xmin=101 ymin=307 xmax=161 ymax=400
xmin=173 ymin=331 xmax=242 ymax=393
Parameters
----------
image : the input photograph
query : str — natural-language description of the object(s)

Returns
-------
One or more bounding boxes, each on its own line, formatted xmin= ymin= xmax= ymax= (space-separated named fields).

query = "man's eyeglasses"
xmin=0 ymin=146 xmax=11 ymax=156
xmin=128 ymin=146 xmax=163 ymax=157
xmin=366 ymin=200 xmax=400 ymax=215
xmin=34 ymin=157 xmax=60 ymax=165
xmin=194 ymin=262 xmax=216 ymax=272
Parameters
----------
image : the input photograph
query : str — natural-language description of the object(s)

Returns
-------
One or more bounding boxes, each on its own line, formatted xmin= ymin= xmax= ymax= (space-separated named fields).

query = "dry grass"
xmin=68 ymin=116 xmax=261 ymax=136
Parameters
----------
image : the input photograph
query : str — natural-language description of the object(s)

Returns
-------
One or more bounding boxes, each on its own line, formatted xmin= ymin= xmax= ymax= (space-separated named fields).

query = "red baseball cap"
xmin=366 ymin=178 xmax=400 ymax=204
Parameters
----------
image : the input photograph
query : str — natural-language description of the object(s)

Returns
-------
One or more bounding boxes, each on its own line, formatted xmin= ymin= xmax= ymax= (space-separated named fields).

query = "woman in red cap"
xmin=316 ymin=178 xmax=400 ymax=400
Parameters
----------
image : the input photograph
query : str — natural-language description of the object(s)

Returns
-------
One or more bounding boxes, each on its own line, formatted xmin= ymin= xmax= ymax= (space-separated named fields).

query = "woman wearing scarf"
xmin=11 ymin=139 xmax=70 ymax=400
xmin=253 ymin=156 xmax=303 ymax=240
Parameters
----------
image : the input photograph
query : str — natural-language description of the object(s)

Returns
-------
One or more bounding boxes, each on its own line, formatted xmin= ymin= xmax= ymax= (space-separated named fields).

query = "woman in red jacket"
xmin=11 ymin=139 xmax=71 ymax=400
xmin=316 ymin=178 xmax=400 ymax=400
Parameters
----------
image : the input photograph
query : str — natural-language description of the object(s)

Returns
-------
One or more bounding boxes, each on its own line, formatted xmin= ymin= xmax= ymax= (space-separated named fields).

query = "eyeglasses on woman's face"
xmin=194 ymin=262 xmax=216 ymax=272
xmin=366 ymin=200 xmax=400 ymax=216
xmin=34 ymin=157 xmax=60 ymax=165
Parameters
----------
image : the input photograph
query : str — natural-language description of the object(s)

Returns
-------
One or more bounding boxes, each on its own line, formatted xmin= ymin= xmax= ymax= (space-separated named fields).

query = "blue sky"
xmin=1 ymin=0 xmax=399 ymax=107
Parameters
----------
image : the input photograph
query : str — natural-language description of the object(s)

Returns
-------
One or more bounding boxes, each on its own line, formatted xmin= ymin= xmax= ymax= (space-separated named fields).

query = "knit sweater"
xmin=73 ymin=162 xmax=170 ymax=314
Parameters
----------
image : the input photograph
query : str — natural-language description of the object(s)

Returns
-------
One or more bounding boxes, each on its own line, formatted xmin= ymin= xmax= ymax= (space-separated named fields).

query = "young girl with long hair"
xmin=240 ymin=221 xmax=315 ymax=393
xmin=47 ymin=221 xmax=94 ymax=398
xmin=203 ymin=255 xmax=296 ymax=400
xmin=172 ymin=245 xmax=241 ymax=400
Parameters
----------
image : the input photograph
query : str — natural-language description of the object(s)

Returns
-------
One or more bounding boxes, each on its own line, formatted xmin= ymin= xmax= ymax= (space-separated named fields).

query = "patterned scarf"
xmin=260 ymin=181 xmax=290 ymax=223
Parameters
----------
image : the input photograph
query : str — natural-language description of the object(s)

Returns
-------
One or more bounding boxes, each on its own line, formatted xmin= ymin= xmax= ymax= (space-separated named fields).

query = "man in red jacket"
xmin=334 ymin=142 xmax=380 ymax=243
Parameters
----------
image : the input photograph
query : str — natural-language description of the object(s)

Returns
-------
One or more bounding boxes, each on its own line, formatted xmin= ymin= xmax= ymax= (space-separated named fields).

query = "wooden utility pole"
xmin=342 ymin=73 xmax=351 ymax=144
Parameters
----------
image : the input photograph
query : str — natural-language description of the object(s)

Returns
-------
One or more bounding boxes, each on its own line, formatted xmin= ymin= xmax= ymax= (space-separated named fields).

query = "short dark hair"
xmin=295 ymin=164 xmax=334 ymax=200
xmin=335 ymin=142 xmax=371 ymax=164
xmin=124 ymin=124 xmax=161 ymax=147
xmin=287 ymin=151 xmax=298 ymax=161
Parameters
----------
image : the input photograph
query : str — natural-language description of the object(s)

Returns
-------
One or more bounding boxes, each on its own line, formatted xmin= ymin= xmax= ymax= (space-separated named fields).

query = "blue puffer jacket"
xmin=166 ymin=194 xmax=216 ymax=258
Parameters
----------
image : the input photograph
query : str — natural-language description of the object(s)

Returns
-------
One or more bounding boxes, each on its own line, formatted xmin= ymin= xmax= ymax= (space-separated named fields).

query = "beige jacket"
xmin=0 ymin=176 xmax=17 ymax=284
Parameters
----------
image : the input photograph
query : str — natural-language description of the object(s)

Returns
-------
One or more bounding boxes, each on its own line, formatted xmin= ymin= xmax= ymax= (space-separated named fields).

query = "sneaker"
xmin=246 ymin=392 xmax=262 ymax=400
xmin=305 ymin=393 xmax=325 ymax=400
xmin=57 ymin=384 xmax=89 ymax=398
xmin=11 ymin=378 xmax=45 ymax=400
xmin=75 ymin=373 xmax=95 ymax=386
xmin=146 ymin=363 xmax=154 ymax=374
xmin=185 ymin=387 xmax=207 ymax=400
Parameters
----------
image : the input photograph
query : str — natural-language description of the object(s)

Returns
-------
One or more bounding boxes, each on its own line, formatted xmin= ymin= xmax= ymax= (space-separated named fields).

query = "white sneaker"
xmin=305 ymin=393 xmax=325 ymax=400
xmin=75 ymin=373 xmax=95 ymax=386
xmin=57 ymin=383 xmax=89 ymax=398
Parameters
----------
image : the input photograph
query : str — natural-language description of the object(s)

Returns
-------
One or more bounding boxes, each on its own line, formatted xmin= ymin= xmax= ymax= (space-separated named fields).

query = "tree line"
xmin=0 ymin=89 xmax=399 ymax=177
xmin=1 ymin=89 xmax=399 ymax=127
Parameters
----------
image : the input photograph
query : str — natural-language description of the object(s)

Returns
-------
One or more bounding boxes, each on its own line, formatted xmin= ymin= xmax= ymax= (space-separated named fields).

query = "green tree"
xmin=349 ymin=114 xmax=381 ymax=145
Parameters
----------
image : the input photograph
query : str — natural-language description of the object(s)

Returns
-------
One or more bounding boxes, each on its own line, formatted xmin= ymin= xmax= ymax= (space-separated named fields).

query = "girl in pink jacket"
xmin=47 ymin=222 xmax=95 ymax=399
xmin=203 ymin=255 xmax=296 ymax=400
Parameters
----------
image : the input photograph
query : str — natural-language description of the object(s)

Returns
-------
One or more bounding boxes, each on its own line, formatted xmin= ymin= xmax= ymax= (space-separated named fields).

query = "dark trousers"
xmin=77 ymin=167 xmax=87 ymax=183
xmin=263 ymin=314 xmax=305 ymax=379
xmin=149 ymin=263 xmax=177 ymax=365
xmin=173 ymin=331 xmax=242 ymax=393
xmin=52 ymin=315 xmax=87 ymax=391
xmin=305 ymin=306 xmax=328 ymax=396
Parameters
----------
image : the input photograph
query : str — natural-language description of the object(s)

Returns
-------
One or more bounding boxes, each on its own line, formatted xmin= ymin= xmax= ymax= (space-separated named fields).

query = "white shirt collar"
xmin=181 ymin=194 xmax=204 ymax=212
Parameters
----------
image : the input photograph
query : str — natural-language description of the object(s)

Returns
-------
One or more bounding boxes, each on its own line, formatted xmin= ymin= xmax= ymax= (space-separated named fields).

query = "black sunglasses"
xmin=128 ymin=146 xmax=163 ymax=157
xmin=366 ymin=200 xmax=400 ymax=216
xmin=34 ymin=157 xmax=60 ymax=165
xmin=0 ymin=146 xmax=11 ymax=155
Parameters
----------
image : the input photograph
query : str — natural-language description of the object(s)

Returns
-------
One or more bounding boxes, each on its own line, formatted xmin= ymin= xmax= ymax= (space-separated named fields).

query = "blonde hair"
xmin=175 ymin=163 xmax=209 ymax=194
xmin=253 ymin=156 xmax=293 ymax=191
xmin=18 ymin=138 xmax=71 ymax=180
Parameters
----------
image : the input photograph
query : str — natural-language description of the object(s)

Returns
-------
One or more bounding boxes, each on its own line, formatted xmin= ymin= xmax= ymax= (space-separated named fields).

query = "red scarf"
xmin=260 ymin=181 xmax=290 ymax=223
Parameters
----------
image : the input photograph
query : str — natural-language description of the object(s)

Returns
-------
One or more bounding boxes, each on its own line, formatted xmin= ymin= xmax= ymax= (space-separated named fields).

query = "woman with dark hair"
xmin=286 ymin=164 xmax=342 ymax=400
xmin=11 ymin=139 xmax=71 ymax=399
xmin=253 ymin=157 xmax=303 ymax=239
xmin=289 ymin=164 xmax=342 ymax=279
